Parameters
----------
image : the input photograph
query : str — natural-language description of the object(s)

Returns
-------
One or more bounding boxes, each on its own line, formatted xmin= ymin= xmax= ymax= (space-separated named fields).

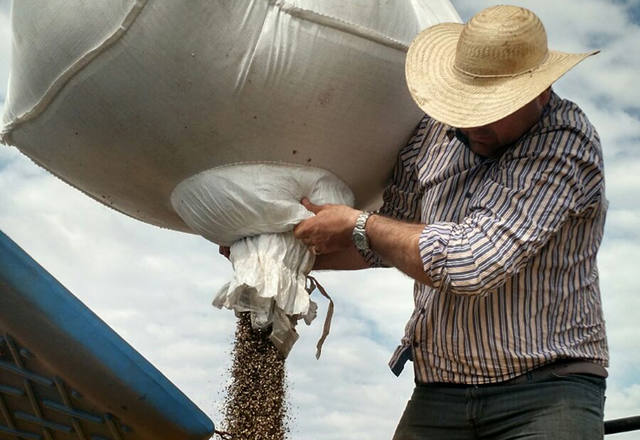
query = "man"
xmin=293 ymin=5 xmax=608 ymax=440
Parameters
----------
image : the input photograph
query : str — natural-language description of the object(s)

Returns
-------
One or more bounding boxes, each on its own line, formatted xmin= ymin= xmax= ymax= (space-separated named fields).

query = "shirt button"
xmin=413 ymin=340 xmax=420 ymax=348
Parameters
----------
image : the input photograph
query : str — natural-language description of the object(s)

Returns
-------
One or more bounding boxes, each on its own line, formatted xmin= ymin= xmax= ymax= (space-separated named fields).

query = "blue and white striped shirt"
xmin=370 ymin=92 xmax=608 ymax=384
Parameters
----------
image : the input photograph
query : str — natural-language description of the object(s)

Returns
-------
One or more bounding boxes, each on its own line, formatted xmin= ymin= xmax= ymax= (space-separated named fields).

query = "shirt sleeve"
xmin=419 ymin=126 xmax=604 ymax=295
xmin=359 ymin=117 xmax=427 ymax=267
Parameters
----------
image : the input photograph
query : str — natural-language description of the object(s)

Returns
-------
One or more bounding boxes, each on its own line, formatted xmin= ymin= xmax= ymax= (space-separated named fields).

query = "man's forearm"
xmin=366 ymin=214 xmax=432 ymax=285
xmin=313 ymin=246 xmax=370 ymax=271
xmin=294 ymin=198 xmax=433 ymax=284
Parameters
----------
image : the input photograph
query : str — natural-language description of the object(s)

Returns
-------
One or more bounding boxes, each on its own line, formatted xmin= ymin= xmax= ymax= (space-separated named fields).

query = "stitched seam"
xmin=1 ymin=0 xmax=149 ymax=145
xmin=274 ymin=0 xmax=408 ymax=52
xmin=233 ymin=1 xmax=274 ymax=93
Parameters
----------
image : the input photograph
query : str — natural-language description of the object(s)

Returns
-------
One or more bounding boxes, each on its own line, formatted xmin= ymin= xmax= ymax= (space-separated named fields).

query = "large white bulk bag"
xmin=1 ymin=0 xmax=461 ymax=355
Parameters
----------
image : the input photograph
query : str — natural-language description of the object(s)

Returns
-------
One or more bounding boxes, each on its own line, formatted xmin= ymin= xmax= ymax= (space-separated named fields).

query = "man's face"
xmin=459 ymin=89 xmax=551 ymax=158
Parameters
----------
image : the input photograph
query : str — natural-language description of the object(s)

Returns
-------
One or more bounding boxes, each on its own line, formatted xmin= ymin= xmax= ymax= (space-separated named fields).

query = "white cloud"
xmin=607 ymin=384 xmax=640 ymax=420
xmin=1 ymin=2 xmax=640 ymax=439
xmin=605 ymin=158 xmax=640 ymax=207
xmin=0 ymin=2 xmax=9 ymax=103
xmin=605 ymin=209 xmax=640 ymax=240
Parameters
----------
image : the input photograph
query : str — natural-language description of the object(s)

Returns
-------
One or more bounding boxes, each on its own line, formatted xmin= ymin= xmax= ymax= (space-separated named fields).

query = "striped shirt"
xmin=367 ymin=91 xmax=608 ymax=384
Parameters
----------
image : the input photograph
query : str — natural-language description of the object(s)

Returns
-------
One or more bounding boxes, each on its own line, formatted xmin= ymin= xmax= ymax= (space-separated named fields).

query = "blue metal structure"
xmin=0 ymin=230 xmax=214 ymax=440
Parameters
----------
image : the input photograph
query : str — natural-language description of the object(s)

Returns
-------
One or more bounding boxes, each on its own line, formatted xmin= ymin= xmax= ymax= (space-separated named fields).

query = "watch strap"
xmin=352 ymin=211 xmax=373 ymax=251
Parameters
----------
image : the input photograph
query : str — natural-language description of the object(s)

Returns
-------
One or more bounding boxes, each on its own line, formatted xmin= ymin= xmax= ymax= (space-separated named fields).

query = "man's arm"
xmin=310 ymin=213 xmax=430 ymax=282
xmin=301 ymin=118 xmax=429 ymax=273
xmin=295 ymin=127 xmax=604 ymax=294
xmin=294 ymin=199 xmax=432 ymax=284
xmin=366 ymin=214 xmax=430 ymax=284
xmin=312 ymin=246 xmax=370 ymax=271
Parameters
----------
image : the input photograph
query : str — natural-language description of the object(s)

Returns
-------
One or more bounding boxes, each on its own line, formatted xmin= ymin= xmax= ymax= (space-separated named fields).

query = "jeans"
xmin=392 ymin=374 xmax=606 ymax=440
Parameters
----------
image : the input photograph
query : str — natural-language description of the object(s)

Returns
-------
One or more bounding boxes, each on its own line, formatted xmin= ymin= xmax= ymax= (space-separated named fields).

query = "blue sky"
xmin=1 ymin=1 xmax=639 ymax=439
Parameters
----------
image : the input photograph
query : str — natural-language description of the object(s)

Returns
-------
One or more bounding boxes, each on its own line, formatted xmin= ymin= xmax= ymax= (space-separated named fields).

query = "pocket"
xmin=554 ymin=373 xmax=606 ymax=408
xmin=555 ymin=373 xmax=606 ymax=390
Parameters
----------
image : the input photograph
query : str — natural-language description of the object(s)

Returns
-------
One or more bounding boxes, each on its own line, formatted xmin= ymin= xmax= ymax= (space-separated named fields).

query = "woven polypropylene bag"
xmin=1 ymin=0 xmax=461 ymax=355
xmin=1 ymin=0 xmax=460 ymax=230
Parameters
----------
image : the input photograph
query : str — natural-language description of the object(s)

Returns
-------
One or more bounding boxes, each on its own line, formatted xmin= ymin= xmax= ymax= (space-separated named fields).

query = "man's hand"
xmin=219 ymin=246 xmax=230 ymax=259
xmin=296 ymin=198 xmax=432 ymax=284
xmin=293 ymin=198 xmax=360 ymax=255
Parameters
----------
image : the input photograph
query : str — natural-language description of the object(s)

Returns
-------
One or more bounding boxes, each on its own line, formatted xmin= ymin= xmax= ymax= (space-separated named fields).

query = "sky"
xmin=1 ymin=1 xmax=639 ymax=439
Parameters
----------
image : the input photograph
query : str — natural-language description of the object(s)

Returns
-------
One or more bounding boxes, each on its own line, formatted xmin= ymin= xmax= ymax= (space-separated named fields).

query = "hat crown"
xmin=455 ymin=6 xmax=548 ymax=77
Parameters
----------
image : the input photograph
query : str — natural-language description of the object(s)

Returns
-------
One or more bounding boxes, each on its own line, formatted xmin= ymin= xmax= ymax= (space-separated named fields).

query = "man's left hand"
xmin=293 ymin=198 xmax=360 ymax=255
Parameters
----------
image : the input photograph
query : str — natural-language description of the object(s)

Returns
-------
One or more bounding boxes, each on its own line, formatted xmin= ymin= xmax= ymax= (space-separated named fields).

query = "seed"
xmin=219 ymin=313 xmax=290 ymax=439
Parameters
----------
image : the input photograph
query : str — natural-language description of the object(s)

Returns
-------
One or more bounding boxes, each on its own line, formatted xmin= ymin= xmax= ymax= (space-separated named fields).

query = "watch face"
xmin=354 ymin=230 xmax=367 ymax=249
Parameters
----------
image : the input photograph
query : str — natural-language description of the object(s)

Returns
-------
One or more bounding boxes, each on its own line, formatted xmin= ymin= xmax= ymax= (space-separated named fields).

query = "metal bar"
xmin=23 ymin=379 xmax=54 ymax=440
xmin=605 ymin=415 xmax=640 ymax=435
xmin=0 ymin=384 xmax=25 ymax=397
xmin=0 ymin=360 xmax=53 ymax=388
xmin=0 ymin=394 xmax=16 ymax=429
xmin=4 ymin=334 xmax=54 ymax=440
xmin=42 ymin=399 xmax=103 ymax=424
xmin=104 ymin=413 xmax=123 ymax=440
xmin=51 ymin=378 xmax=89 ymax=440
xmin=14 ymin=411 xmax=73 ymax=433
xmin=52 ymin=376 xmax=87 ymax=440
xmin=0 ymin=422 xmax=42 ymax=440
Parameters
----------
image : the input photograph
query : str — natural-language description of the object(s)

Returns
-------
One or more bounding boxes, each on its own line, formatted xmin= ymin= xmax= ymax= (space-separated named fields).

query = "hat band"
xmin=453 ymin=52 xmax=550 ymax=79
xmin=453 ymin=64 xmax=535 ymax=78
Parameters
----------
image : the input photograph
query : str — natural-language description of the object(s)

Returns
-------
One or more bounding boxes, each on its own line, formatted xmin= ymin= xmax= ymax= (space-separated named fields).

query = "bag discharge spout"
xmin=171 ymin=163 xmax=355 ymax=356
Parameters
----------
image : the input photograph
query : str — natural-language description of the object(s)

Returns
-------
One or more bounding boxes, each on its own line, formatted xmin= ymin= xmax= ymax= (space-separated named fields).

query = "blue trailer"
xmin=0 ymin=230 xmax=214 ymax=440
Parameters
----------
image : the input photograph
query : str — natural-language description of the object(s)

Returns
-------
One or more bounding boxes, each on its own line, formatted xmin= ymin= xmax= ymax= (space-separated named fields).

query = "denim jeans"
xmin=392 ymin=374 xmax=606 ymax=440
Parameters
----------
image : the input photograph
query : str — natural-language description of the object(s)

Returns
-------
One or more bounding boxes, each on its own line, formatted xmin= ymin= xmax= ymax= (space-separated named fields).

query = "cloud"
xmin=0 ymin=3 xmax=9 ymax=95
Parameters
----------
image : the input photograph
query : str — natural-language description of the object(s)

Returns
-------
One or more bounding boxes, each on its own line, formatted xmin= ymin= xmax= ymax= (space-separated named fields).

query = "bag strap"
xmin=306 ymin=275 xmax=335 ymax=359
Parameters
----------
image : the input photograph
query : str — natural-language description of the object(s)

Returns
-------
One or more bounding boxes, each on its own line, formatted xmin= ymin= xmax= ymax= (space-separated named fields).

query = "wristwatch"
xmin=352 ymin=211 xmax=373 ymax=251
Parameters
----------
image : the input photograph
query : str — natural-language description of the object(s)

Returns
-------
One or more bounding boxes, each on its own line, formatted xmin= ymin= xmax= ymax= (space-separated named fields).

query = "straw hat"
xmin=405 ymin=5 xmax=598 ymax=128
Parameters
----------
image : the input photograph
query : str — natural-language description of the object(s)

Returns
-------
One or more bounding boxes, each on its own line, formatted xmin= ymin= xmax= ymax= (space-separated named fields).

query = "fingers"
xmin=293 ymin=224 xmax=313 ymax=248
xmin=292 ymin=219 xmax=320 ymax=255
xmin=292 ymin=221 xmax=304 ymax=239
xmin=301 ymin=197 xmax=322 ymax=214
xmin=293 ymin=213 xmax=315 ymax=240
xmin=296 ymin=198 xmax=337 ymax=255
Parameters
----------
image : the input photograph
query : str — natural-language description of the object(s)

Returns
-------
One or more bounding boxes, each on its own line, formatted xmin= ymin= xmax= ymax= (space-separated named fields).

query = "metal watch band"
xmin=352 ymin=211 xmax=373 ymax=251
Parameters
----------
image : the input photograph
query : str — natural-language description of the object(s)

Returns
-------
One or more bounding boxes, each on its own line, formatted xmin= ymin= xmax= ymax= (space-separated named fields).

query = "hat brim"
xmin=405 ymin=23 xmax=597 ymax=128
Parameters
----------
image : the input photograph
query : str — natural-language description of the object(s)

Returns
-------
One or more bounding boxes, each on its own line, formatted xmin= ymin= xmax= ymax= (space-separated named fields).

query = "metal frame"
xmin=605 ymin=416 xmax=640 ymax=435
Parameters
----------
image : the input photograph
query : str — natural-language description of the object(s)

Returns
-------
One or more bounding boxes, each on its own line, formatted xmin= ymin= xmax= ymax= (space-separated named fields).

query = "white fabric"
xmin=1 ymin=0 xmax=461 ymax=231
xmin=171 ymin=163 xmax=354 ymax=246
xmin=172 ymin=164 xmax=353 ymax=356
xmin=216 ymin=234 xmax=314 ymax=321
xmin=218 ymin=233 xmax=314 ymax=357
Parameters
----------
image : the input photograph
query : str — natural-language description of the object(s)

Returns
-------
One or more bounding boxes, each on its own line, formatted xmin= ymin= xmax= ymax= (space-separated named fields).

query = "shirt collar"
xmin=446 ymin=127 xmax=469 ymax=146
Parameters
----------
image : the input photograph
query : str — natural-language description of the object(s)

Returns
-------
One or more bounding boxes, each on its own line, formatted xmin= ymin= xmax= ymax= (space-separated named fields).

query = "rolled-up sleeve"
xmin=419 ymin=127 xmax=604 ymax=295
